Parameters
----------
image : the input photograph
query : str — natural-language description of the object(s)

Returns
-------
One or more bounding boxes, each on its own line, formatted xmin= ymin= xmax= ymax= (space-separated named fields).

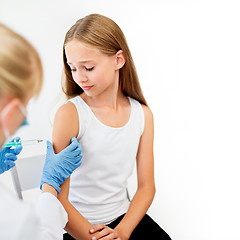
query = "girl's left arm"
xmin=115 ymin=105 xmax=156 ymax=239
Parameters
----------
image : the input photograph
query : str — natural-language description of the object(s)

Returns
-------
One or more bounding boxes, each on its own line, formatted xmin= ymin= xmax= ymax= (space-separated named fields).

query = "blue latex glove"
xmin=40 ymin=137 xmax=82 ymax=194
xmin=0 ymin=137 xmax=23 ymax=174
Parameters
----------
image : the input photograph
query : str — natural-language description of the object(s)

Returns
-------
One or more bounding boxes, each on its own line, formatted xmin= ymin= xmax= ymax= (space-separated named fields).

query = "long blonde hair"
xmin=62 ymin=14 xmax=147 ymax=105
xmin=0 ymin=24 xmax=43 ymax=102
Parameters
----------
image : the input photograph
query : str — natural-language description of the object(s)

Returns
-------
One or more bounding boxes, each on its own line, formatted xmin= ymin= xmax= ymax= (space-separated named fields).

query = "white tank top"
xmin=68 ymin=96 xmax=144 ymax=225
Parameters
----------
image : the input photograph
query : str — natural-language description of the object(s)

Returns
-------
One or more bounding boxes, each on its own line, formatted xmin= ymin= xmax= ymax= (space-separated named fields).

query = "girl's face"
xmin=65 ymin=40 xmax=119 ymax=97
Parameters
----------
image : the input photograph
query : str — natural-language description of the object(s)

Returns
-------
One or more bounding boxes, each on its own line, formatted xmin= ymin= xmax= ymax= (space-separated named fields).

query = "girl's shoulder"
xmin=56 ymin=94 xmax=85 ymax=116
xmin=129 ymin=97 xmax=153 ymax=122
xmin=138 ymin=103 xmax=154 ymax=130
xmin=54 ymin=99 xmax=79 ymax=129
xmin=141 ymin=104 xmax=153 ymax=119
xmin=53 ymin=101 xmax=79 ymax=141
xmin=56 ymin=99 xmax=78 ymax=117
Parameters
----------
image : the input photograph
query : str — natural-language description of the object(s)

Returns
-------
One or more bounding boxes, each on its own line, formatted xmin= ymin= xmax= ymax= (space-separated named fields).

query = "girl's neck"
xmin=81 ymin=89 xmax=126 ymax=110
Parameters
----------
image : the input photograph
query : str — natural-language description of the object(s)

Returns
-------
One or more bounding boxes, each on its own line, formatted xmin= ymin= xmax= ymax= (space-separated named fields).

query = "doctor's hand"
xmin=0 ymin=137 xmax=22 ymax=174
xmin=40 ymin=137 xmax=82 ymax=194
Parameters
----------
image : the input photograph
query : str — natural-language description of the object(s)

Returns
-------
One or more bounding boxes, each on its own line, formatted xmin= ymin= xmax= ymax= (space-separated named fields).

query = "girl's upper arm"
xmin=52 ymin=102 xmax=79 ymax=153
xmin=136 ymin=105 xmax=155 ymax=189
xmin=52 ymin=102 xmax=79 ymax=199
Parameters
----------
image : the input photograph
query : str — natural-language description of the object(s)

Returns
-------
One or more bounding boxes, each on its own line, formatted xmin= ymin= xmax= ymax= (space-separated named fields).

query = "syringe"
xmin=3 ymin=139 xmax=44 ymax=148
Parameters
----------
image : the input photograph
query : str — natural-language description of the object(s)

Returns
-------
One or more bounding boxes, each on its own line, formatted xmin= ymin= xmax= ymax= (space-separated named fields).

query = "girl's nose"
xmin=76 ymin=72 xmax=87 ymax=84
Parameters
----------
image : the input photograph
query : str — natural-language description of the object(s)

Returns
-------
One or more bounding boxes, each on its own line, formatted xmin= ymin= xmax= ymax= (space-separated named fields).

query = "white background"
xmin=1 ymin=0 xmax=240 ymax=239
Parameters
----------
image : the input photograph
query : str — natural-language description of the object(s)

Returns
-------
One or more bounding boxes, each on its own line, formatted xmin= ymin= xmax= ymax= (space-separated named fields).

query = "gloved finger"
xmin=0 ymin=147 xmax=8 ymax=155
xmin=5 ymin=153 xmax=17 ymax=161
xmin=73 ymin=152 xmax=83 ymax=163
xmin=76 ymin=153 xmax=83 ymax=162
xmin=63 ymin=139 xmax=79 ymax=153
xmin=2 ymin=146 xmax=11 ymax=151
xmin=46 ymin=141 xmax=54 ymax=154
xmin=74 ymin=159 xmax=82 ymax=167
xmin=69 ymin=148 xmax=82 ymax=157
xmin=71 ymin=137 xmax=77 ymax=143
xmin=11 ymin=145 xmax=23 ymax=155
xmin=11 ymin=137 xmax=20 ymax=143
xmin=4 ymin=160 xmax=16 ymax=169
xmin=71 ymin=139 xmax=82 ymax=152
xmin=70 ymin=153 xmax=82 ymax=164
xmin=71 ymin=137 xmax=82 ymax=150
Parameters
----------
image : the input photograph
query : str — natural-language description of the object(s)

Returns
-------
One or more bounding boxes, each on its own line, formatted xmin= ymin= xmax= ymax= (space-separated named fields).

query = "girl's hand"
xmin=89 ymin=224 xmax=121 ymax=240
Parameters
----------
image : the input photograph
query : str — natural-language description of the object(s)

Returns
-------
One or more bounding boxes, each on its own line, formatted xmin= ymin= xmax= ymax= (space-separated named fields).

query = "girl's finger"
xmin=91 ymin=226 xmax=113 ymax=240
xmin=90 ymin=223 xmax=105 ymax=234
xmin=98 ymin=232 xmax=119 ymax=240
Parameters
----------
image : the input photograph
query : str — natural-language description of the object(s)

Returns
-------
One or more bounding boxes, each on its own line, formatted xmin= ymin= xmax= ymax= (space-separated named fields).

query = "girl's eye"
xmin=85 ymin=67 xmax=94 ymax=71
xmin=70 ymin=68 xmax=77 ymax=72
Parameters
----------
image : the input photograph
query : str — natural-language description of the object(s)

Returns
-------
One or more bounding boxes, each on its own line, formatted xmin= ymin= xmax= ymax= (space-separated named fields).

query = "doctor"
xmin=0 ymin=24 xmax=82 ymax=239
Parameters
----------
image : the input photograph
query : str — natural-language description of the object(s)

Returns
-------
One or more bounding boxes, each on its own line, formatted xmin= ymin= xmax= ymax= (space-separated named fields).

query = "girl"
xmin=53 ymin=14 xmax=171 ymax=240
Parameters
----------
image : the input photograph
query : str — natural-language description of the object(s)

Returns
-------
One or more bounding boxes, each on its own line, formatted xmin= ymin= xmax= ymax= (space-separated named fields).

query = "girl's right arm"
xmin=52 ymin=102 xmax=93 ymax=240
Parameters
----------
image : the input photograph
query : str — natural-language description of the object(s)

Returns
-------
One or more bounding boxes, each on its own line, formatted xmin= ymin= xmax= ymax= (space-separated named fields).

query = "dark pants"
xmin=63 ymin=214 xmax=171 ymax=240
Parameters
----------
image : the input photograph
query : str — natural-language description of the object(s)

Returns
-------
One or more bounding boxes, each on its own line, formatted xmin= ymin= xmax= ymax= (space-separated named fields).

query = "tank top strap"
xmin=67 ymin=96 xmax=91 ymax=140
xmin=128 ymin=97 xmax=145 ymax=136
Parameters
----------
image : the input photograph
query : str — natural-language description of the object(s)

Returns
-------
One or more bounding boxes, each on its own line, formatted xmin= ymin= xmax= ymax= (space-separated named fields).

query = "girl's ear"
xmin=115 ymin=50 xmax=126 ymax=70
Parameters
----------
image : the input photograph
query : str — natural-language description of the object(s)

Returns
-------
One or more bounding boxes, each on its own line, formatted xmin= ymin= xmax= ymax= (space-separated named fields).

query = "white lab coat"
xmin=0 ymin=183 xmax=67 ymax=240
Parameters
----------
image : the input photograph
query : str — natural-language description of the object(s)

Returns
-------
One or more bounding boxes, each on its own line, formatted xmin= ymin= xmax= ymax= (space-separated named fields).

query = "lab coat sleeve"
xmin=35 ymin=192 xmax=68 ymax=240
